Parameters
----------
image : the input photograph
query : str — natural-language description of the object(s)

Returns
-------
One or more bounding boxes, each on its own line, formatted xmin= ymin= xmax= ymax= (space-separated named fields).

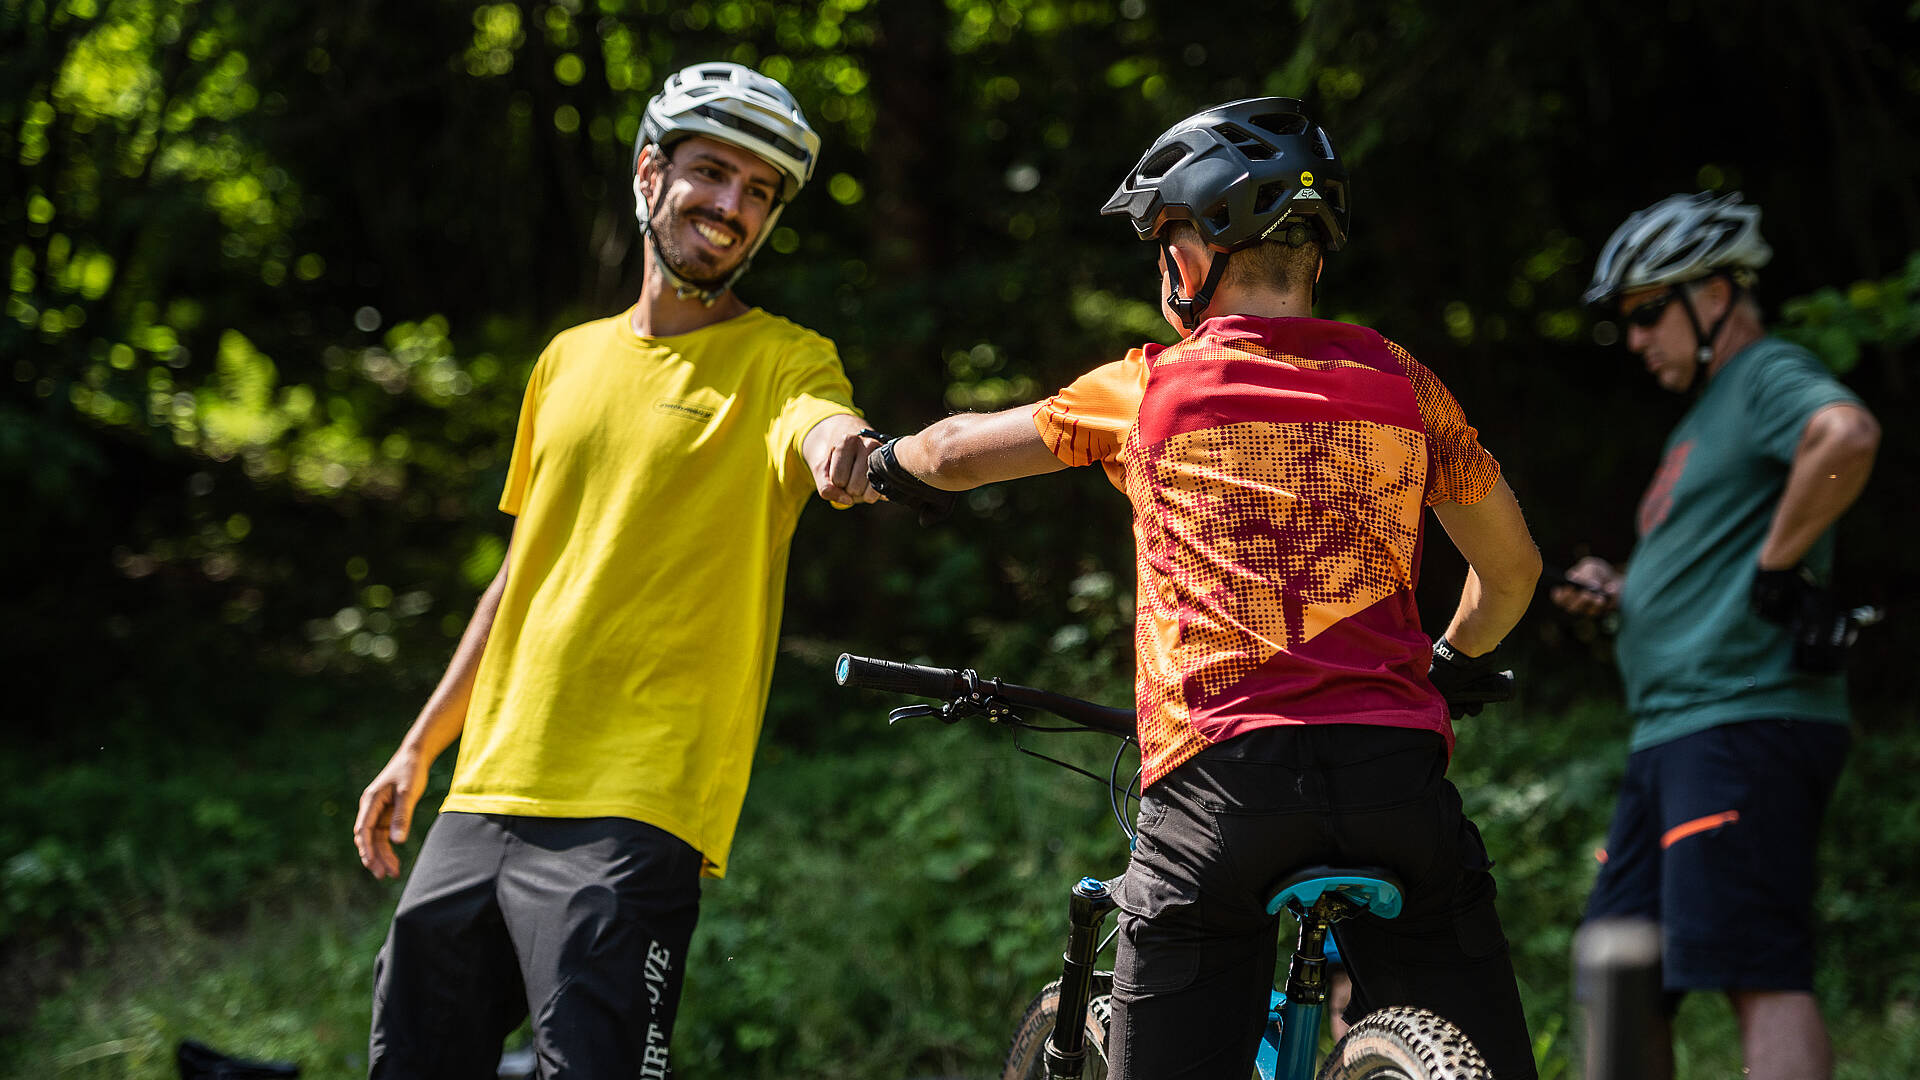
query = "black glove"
xmin=1751 ymin=565 xmax=1853 ymax=674
xmin=865 ymin=437 xmax=957 ymax=526
xmin=1750 ymin=565 xmax=1818 ymax=626
xmin=1427 ymin=637 xmax=1513 ymax=719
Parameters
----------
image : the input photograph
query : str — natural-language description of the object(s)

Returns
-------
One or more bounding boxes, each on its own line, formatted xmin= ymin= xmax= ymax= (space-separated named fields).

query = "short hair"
xmin=1165 ymin=221 xmax=1321 ymax=297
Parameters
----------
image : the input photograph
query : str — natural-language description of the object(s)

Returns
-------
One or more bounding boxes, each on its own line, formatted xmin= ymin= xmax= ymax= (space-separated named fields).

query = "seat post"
xmin=1271 ymin=904 xmax=1340 ymax=1077
xmin=1285 ymin=910 xmax=1332 ymax=1006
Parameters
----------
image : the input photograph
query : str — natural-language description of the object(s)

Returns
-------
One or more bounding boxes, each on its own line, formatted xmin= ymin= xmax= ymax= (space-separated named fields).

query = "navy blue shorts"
xmin=1584 ymin=718 xmax=1848 ymax=996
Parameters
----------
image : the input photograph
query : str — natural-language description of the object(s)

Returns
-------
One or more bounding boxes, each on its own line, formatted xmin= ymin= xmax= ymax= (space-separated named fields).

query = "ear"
xmin=1694 ymin=274 xmax=1733 ymax=316
xmin=636 ymin=144 xmax=668 ymax=197
xmin=1163 ymin=235 xmax=1208 ymax=296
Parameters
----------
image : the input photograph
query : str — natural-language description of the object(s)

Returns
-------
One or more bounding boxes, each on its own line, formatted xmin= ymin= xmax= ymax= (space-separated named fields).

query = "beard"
xmin=649 ymin=202 xmax=750 ymax=289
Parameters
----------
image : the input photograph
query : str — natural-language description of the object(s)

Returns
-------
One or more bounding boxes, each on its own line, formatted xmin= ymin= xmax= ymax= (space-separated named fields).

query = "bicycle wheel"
xmin=1315 ymin=1006 xmax=1492 ymax=1080
xmin=1001 ymin=979 xmax=1112 ymax=1080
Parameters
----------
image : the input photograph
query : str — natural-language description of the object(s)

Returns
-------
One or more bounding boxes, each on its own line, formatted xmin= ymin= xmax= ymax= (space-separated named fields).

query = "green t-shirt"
xmin=1615 ymin=336 xmax=1858 ymax=750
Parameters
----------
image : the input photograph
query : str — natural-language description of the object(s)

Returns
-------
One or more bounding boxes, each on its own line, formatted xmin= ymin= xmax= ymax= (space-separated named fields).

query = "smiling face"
xmin=639 ymin=135 xmax=783 ymax=289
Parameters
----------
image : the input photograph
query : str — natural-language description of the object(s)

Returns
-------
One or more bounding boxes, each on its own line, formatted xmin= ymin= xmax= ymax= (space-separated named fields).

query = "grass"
xmin=4 ymin=683 xmax=1917 ymax=1079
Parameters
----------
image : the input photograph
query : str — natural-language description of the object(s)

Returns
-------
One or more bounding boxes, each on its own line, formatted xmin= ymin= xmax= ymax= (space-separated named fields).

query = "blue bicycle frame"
xmin=1250 ymin=872 xmax=1404 ymax=1080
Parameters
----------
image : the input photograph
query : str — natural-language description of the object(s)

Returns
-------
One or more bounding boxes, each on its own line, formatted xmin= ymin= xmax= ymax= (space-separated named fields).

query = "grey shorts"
xmin=369 ymin=812 xmax=702 ymax=1079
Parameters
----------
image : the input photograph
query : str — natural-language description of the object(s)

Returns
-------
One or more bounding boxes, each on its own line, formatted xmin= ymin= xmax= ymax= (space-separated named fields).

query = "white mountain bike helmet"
xmin=632 ymin=62 xmax=821 ymax=304
xmin=1586 ymin=191 xmax=1773 ymax=372
xmin=1584 ymin=191 xmax=1772 ymax=308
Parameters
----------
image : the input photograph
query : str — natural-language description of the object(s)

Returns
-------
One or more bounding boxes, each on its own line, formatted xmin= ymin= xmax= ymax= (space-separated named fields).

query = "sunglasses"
xmin=1620 ymin=290 xmax=1680 ymax=328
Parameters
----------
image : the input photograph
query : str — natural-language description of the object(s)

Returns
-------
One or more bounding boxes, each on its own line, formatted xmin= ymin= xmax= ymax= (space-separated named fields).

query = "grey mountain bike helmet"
xmin=632 ymin=62 xmax=822 ymax=304
xmin=1586 ymin=191 xmax=1773 ymax=370
xmin=1584 ymin=191 xmax=1772 ymax=307
xmin=1102 ymin=97 xmax=1349 ymax=328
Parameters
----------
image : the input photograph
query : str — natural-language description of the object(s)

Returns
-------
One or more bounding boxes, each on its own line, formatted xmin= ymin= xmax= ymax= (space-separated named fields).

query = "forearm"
xmin=1431 ymin=479 xmax=1542 ymax=655
xmin=401 ymin=555 xmax=509 ymax=761
xmin=892 ymin=406 xmax=1065 ymax=491
xmin=1757 ymin=404 xmax=1880 ymax=570
xmin=1441 ymin=565 xmax=1537 ymax=656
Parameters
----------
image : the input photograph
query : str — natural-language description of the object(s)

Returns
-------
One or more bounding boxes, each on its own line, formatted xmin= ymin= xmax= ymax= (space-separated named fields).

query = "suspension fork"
xmin=1046 ymin=876 xmax=1118 ymax=1080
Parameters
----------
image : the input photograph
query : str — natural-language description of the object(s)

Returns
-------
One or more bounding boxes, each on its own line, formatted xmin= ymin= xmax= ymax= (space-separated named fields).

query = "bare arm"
xmin=1757 ymin=401 xmax=1879 ymax=570
xmin=1430 ymin=478 xmax=1543 ymax=656
xmin=890 ymin=405 xmax=1067 ymax=490
xmin=353 ymin=535 xmax=512 ymax=879
xmin=801 ymin=412 xmax=883 ymax=506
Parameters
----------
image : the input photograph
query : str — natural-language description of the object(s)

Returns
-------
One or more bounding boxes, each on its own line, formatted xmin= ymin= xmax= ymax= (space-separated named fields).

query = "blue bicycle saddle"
xmin=1263 ymin=865 xmax=1404 ymax=920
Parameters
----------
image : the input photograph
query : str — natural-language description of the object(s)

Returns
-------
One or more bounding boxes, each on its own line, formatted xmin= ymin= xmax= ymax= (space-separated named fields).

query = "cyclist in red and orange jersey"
xmin=866 ymin=99 xmax=1542 ymax=1079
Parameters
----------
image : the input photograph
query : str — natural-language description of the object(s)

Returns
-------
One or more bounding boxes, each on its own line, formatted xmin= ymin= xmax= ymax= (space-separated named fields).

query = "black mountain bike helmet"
xmin=1102 ymin=98 xmax=1349 ymax=328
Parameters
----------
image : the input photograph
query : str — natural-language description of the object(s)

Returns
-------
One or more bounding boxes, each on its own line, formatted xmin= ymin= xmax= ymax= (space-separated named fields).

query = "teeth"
xmin=693 ymin=222 xmax=735 ymax=248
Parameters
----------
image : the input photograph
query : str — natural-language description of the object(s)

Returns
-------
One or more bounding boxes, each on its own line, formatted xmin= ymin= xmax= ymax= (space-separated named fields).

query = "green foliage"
xmin=7 ymin=695 xmax=1920 ymax=1077
xmin=5 ymin=0 xmax=1920 ymax=1075
xmin=1779 ymin=252 xmax=1920 ymax=375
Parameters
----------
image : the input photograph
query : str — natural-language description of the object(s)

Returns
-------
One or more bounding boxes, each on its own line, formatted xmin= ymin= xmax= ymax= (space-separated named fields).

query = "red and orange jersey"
xmin=1033 ymin=315 xmax=1501 ymax=785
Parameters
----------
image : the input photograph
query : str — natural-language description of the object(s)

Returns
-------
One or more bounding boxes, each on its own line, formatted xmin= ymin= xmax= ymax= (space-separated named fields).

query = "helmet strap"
xmin=631 ymin=166 xmax=785 ymax=307
xmin=1675 ymin=271 xmax=1744 ymax=379
xmin=1162 ymin=241 xmax=1232 ymax=335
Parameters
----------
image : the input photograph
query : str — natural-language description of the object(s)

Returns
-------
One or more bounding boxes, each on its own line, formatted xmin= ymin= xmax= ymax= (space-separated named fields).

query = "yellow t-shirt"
xmin=441 ymin=306 xmax=858 ymax=876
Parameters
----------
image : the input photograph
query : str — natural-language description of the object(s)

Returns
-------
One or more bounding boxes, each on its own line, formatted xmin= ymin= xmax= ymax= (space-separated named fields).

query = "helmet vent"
xmin=1214 ymin=123 xmax=1276 ymax=161
xmin=1206 ymin=202 xmax=1232 ymax=229
xmin=691 ymin=104 xmax=812 ymax=167
xmin=1253 ymin=182 xmax=1288 ymax=215
xmin=1140 ymin=146 xmax=1187 ymax=180
xmin=1250 ymin=112 xmax=1309 ymax=137
xmin=1308 ymin=128 xmax=1333 ymax=159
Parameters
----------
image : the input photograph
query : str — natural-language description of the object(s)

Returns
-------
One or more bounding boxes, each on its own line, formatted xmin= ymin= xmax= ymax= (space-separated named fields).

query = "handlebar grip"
xmin=834 ymin=653 xmax=964 ymax=698
xmin=1449 ymin=670 xmax=1516 ymax=706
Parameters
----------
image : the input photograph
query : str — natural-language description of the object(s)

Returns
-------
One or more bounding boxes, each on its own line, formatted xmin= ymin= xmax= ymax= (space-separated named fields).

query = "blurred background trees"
xmin=4 ymin=0 xmax=1917 ymax=1076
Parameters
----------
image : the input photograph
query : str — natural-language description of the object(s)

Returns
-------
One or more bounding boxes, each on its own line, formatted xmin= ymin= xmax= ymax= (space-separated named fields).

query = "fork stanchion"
xmin=1574 ymin=917 xmax=1663 ymax=1080
xmin=1046 ymin=876 xmax=1117 ymax=1080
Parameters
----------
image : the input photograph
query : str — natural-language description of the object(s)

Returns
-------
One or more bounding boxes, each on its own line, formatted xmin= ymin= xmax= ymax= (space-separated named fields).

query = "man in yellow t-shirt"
xmin=351 ymin=63 xmax=880 ymax=1079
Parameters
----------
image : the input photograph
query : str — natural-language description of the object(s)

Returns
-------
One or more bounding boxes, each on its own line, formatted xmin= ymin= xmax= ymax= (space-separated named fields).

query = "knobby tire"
xmin=1001 ymin=979 xmax=1112 ymax=1080
xmin=1315 ymin=1006 xmax=1493 ymax=1080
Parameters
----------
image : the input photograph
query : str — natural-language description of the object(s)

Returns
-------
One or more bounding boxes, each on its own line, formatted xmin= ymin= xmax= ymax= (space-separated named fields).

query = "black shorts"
xmin=1585 ymin=718 xmax=1849 ymax=996
xmin=1107 ymin=725 xmax=1537 ymax=1080
xmin=369 ymin=812 xmax=703 ymax=1079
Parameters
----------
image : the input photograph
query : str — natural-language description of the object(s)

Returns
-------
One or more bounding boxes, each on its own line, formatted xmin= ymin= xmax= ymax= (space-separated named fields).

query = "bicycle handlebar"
xmin=835 ymin=653 xmax=1137 ymax=738
xmin=1445 ymin=669 xmax=1516 ymax=708
xmin=834 ymin=654 xmax=966 ymax=698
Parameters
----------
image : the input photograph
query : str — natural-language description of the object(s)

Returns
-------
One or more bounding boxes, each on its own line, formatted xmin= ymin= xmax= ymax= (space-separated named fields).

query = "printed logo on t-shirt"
xmin=654 ymin=397 xmax=718 ymax=424
xmin=1638 ymin=439 xmax=1694 ymax=537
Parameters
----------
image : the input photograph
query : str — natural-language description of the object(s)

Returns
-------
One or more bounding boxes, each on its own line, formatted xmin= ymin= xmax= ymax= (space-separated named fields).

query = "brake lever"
xmin=887 ymin=704 xmax=941 ymax=725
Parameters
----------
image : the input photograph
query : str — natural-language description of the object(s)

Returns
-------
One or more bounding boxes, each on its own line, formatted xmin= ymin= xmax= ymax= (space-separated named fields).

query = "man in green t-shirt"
xmin=1556 ymin=192 xmax=1880 ymax=1080
xmin=350 ymin=62 xmax=881 ymax=1078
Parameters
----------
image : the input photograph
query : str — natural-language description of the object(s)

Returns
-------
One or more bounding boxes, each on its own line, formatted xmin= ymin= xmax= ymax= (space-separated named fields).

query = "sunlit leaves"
xmin=461 ymin=531 xmax=507 ymax=588
xmin=467 ymin=3 xmax=525 ymax=77
xmin=825 ymin=171 xmax=862 ymax=205
xmin=1780 ymin=251 xmax=1920 ymax=375
xmin=53 ymin=12 xmax=157 ymax=126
